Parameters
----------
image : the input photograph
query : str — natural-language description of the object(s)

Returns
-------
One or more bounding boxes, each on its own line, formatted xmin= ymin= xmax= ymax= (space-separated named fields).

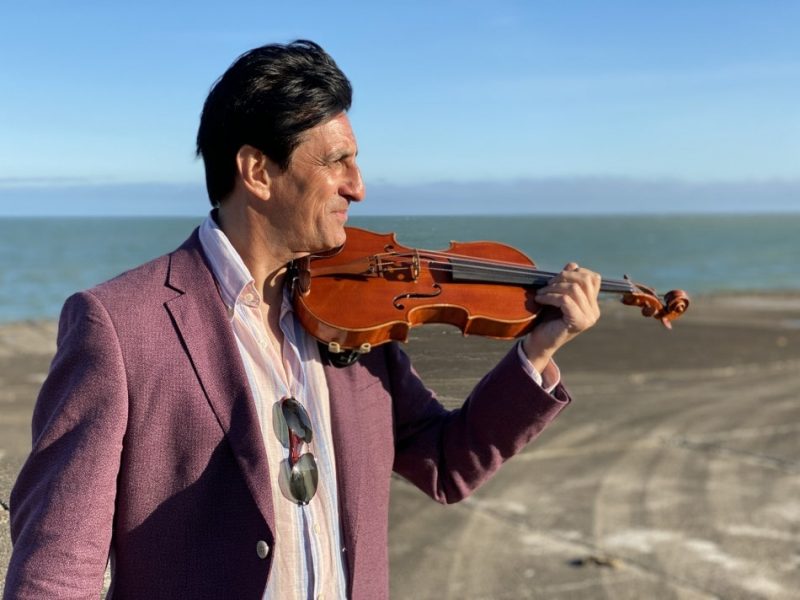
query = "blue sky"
xmin=1 ymin=1 xmax=798 ymax=215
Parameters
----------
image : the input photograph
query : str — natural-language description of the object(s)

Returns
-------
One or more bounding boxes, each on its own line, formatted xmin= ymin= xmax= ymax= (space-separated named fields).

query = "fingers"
xmin=523 ymin=263 xmax=602 ymax=366
xmin=535 ymin=263 xmax=601 ymax=332
xmin=538 ymin=263 xmax=601 ymax=301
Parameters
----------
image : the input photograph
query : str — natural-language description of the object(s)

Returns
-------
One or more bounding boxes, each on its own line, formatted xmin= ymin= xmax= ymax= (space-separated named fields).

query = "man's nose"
xmin=341 ymin=164 xmax=365 ymax=202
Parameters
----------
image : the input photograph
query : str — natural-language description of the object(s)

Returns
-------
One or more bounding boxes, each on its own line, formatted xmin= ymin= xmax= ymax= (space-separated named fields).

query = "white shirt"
xmin=199 ymin=215 xmax=348 ymax=599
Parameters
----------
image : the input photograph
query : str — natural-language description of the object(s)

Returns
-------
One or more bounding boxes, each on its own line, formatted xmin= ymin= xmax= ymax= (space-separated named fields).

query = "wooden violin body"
xmin=292 ymin=227 xmax=689 ymax=353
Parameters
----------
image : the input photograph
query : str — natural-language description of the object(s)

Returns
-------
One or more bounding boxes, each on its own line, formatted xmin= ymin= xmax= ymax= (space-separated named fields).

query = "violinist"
xmin=5 ymin=40 xmax=601 ymax=599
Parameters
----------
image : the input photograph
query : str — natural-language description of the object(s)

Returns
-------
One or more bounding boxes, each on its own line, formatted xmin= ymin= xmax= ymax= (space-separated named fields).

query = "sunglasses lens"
xmin=289 ymin=452 xmax=318 ymax=505
xmin=276 ymin=397 xmax=318 ymax=504
xmin=281 ymin=397 xmax=313 ymax=443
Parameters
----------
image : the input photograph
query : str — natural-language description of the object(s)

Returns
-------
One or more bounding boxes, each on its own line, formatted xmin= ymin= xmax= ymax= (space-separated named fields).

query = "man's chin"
xmin=299 ymin=233 xmax=347 ymax=257
xmin=325 ymin=225 xmax=348 ymax=250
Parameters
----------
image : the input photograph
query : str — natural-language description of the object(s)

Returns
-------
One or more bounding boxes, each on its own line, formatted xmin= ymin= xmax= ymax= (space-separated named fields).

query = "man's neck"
xmin=216 ymin=202 xmax=294 ymax=344
xmin=217 ymin=205 xmax=289 ymax=297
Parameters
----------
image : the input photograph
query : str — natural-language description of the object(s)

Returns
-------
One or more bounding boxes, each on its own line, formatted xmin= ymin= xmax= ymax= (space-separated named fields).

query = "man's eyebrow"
xmin=327 ymin=147 xmax=358 ymax=161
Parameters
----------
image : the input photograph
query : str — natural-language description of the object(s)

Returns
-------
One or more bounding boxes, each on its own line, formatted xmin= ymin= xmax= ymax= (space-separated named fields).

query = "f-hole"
xmin=393 ymin=283 xmax=442 ymax=310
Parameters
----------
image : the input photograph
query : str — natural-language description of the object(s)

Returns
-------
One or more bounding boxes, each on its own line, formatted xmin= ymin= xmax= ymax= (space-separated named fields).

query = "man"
xmin=5 ymin=40 xmax=600 ymax=599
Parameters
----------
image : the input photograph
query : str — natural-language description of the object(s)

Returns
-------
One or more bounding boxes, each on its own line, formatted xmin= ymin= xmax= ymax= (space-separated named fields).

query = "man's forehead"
xmin=298 ymin=113 xmax=358 ymax=152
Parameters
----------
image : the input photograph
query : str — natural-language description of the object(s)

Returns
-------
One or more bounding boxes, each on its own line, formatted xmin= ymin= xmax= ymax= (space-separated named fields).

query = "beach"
xmin=2 ymin=293 xmax=799 ymax=598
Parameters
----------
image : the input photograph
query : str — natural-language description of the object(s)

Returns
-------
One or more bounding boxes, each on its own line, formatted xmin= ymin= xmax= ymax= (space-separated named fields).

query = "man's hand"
xmin=522 ymin=263 xmax=601 ymax=373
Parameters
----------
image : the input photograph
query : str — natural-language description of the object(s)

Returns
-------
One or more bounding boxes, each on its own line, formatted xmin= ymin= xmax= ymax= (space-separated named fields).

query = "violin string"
xmin=376 ymin=254 xmax=637 ymax=292
xmin=373 ymin=251 xmax=552 ymax=279
xmin=373 ymin=260 xmax=637 ymax=294
xmin=374 ymin=249 xmax=612 ymax=281
xmin=374 ymin=249 xmax=540 ymax=271
xmin=376 ymin=263 xmax=548 ymax=284
xmin=427 ymin=252 xmax=639 ymax=291
xmin=372 ymin=253 xmax=551 ymax=279
xmin=369 ymin=251 xmax=638 ymax=293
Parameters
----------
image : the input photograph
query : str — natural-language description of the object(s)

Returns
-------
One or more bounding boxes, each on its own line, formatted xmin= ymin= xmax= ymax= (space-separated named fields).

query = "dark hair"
xmin=196 ymin=40 xmax=353 ymax=206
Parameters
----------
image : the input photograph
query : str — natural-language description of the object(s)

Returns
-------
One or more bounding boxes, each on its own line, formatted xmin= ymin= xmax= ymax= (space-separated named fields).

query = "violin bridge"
xmin=368 ymin=255 xmax=384 ymax=276
xmin=411 ymin=249 xmax=421 ymax=281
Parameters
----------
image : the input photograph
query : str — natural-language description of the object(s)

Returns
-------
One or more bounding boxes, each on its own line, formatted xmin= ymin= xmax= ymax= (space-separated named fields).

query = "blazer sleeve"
xmin=5 ymin=291 xmax=129 ymax=600
xmin=388 ymin=342 xmax=571 ymax=504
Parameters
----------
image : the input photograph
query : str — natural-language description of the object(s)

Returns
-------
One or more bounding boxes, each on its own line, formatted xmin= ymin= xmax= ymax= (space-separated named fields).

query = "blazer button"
xmin=256 ymin=540 xmax=270 ymax=559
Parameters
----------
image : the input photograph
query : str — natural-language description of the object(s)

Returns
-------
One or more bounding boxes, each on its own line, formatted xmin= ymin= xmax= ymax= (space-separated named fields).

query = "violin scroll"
xmin=621 ymin=281 xmax=690 ymax=329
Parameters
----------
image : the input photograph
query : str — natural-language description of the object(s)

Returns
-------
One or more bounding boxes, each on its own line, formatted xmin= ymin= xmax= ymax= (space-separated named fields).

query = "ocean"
xmin=1 ymin=214 xmax=798 ymax=323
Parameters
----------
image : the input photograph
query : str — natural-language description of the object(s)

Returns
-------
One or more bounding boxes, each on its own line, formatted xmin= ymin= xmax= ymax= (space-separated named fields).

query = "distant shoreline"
xmin=3 ymin=175 xmax=800 ymax=217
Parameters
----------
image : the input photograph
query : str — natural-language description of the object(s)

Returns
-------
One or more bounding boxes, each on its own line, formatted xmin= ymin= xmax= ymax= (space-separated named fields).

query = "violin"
xmin=292 ymin=227 xmax=689 ymax=355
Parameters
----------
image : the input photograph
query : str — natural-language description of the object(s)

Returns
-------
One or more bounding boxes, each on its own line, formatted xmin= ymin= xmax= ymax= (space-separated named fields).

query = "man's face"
xmin=267 ymin=112 xmax=364 ymax=255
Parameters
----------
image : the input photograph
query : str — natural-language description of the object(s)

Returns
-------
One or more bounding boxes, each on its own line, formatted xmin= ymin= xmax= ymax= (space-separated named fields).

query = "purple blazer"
xmin=5 ymin=231 xmax=570 ymax=599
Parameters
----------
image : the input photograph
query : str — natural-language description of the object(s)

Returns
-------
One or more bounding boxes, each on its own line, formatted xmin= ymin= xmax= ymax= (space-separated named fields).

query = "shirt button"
xmin=256 ymin=540 xmax=270 ymax=559
xmin=245 ymin=292 xmax=256 ymax=304
xmin=314 ymin=523 xmax=321 ymax=535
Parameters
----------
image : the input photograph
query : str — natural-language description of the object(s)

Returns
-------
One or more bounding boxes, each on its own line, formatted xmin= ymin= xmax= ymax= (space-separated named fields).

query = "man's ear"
xmin=235 ymin=145 xmax=271 ymax=200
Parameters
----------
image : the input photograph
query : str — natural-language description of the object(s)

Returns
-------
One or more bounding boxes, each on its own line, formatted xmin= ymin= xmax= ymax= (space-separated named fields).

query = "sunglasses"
xmin=274 ymin=396 xmax=318 ymax=505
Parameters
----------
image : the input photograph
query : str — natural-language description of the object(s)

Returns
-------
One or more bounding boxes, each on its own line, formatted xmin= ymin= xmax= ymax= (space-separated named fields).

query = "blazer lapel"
xmin=164 ymin=231 xmax=275 ymax=529
xmin=322 ymin=352 xmax=367 ymax=562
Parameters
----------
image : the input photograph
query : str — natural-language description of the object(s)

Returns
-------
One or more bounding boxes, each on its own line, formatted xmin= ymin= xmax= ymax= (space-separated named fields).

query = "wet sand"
xmin=2 ymin=294 xmax=800 ymax=598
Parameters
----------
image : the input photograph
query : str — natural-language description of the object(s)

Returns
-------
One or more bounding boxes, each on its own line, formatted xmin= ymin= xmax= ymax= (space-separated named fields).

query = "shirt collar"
xmin=198 ymin=212 xmax=261 ymax=316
